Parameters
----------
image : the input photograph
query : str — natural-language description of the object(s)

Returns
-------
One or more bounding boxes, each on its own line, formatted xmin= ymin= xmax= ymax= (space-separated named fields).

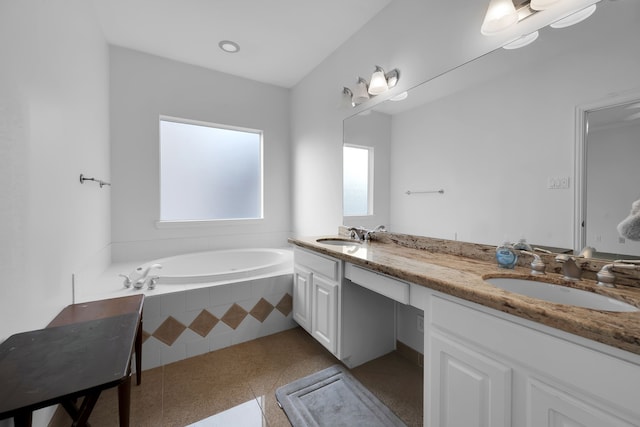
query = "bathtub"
xmin=134 ymin=248 xmax=293 ymax=285
xmin=80 ymin=248 xmax=296 ymax=370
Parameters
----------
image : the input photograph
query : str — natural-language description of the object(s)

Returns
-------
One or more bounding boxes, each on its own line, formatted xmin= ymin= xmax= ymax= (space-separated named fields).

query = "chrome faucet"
xmin=578 ymin=246 xmax=595 ymax=258
xmin=597 ymin=260 xmax=640 ymax=288
xmin=520 ymin=250 xmax=546 ymax=275
xmin=348 ymin=225 xmax=386 ymax=241
xmin=364 ymin=225 xmax=386 ymax=241
xmin=555 ymin=254 xmax=582 ymax=281
xmin=348 ymin=227 xmax=366 ymax=241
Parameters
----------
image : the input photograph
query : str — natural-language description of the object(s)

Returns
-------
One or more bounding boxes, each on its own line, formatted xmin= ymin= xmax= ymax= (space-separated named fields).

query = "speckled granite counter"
xmin=288 ymin=234 xmax=640 ymax=357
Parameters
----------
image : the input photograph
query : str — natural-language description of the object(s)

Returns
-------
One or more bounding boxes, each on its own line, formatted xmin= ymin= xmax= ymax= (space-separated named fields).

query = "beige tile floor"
xmin=55 ymin=327 xmax=423 ymax=427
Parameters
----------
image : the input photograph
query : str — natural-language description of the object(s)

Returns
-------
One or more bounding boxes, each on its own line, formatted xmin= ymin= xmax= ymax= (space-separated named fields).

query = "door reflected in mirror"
xmin=579 ymin=98 xmax=640 ymax=260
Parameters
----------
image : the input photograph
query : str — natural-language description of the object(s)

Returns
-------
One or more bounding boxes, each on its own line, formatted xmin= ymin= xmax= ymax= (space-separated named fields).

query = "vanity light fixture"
xmin=481 ymin=0 xmax=598 ymax=48
xmin=342 ymin=66 xmax=400 ymax=107
xmin=367 ymin=66 xmax=400 ymax=95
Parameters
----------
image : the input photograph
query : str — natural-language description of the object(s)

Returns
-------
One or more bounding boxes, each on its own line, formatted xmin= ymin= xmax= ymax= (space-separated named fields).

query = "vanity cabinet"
xmin=292 ymin=247 xmax=342 ymax=355
xmin=292 ymin=247 xmax=397 ymax=367
xmin=425 ymin=292 xmax=640 ymax=427
xmin=292 ymin=265 xmax=313 ymax=332
xmin=311 ymin=273 xmax=339 ymax=353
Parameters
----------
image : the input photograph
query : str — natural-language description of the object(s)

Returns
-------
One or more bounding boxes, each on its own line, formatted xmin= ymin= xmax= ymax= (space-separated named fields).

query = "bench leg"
xmin=118 ymin=374 xmax=132 ymax=427
xmin=135 ymin=316 xmax=142 ymax=385
xmin=14 ymin=411 xmax=32 ymax=427
xmin=61 ymin=392 xmax=100 ymax=427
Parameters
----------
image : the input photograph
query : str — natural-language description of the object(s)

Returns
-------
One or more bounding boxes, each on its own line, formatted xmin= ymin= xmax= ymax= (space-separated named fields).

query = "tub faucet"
xmin=133 ymin=263 xmax=162 ymax=289
xmin=119 ymin=274 xmax=133 ymax=288
xmin=147 ymin=276 xmax=159 ymax=290
xmin=120 ymin=263 xmax=162 ymax=289
xmin=555 ymin=255 xmax=582 ymax=281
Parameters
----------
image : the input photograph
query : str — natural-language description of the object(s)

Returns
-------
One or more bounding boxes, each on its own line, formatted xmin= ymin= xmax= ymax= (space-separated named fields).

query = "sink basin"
xmin=316 ymin=238 xmax=362 ymax=246
xmin=485 ymin=277 xmax=639 ymax=312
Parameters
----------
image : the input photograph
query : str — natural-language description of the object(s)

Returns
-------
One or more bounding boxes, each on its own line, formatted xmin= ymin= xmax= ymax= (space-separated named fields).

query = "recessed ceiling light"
xmin=218 ymin=40 xmax=240 ymax=53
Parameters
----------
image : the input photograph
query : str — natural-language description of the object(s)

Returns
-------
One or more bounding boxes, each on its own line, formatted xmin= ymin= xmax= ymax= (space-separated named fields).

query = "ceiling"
xmin=89 ymin=0 xmax=393 ymax=88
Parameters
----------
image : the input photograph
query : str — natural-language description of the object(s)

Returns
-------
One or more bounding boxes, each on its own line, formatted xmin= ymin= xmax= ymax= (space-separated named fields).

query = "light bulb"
xmin=481 ymin=0 xmax=518 ymax=35
xmin=368 ymin=66 xmax=388 ymax=95
xmin=352 ymin=78 xmax=370 ymax=105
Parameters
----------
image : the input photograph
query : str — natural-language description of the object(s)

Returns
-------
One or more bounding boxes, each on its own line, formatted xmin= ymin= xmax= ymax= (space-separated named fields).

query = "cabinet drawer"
xmin=345 ymin=264 xmax=410 ymax=304
xmin=294 ymin=247 xmax=339 ymax=281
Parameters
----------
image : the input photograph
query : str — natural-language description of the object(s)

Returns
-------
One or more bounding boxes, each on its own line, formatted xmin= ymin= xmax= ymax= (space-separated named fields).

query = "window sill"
xmin=155 ymin=218 xmax=264 ymax=229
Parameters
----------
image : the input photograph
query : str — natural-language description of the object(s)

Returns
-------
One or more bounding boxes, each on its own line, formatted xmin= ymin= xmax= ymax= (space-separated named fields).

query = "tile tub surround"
xmin=141 ymin=274 xmax=296 ymax=369
xmin=289 ymin=233 xmax=640 ymax=357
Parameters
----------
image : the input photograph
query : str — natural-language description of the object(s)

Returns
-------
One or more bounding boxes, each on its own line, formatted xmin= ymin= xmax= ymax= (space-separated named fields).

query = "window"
xmin=343 ymin=144 xmax=373 ymax=216
xmin=159 ymin=117 xmax=263 ymax=222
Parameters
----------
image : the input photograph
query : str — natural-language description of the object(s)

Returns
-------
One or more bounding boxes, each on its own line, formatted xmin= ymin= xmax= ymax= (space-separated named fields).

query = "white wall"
xmin=110 ymin=47 xmax=291 ymax=262
xmin=0 ymin=1 xmax=110 ymax=338
xmin=0 ymin=1 xmax=110 ymax=424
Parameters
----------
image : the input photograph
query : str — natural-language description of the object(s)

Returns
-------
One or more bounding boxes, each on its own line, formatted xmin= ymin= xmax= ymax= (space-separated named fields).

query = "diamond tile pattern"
xmin=221 ymin=303 xmax=249 ymax=330
xmin=147 ymin=293 xmax=293 ymax=346
xmin=189 ymin=310 xmax=219 ymax=337
xmin=250 ymin=298 xmax=274 ymax=322
xmin=153 ymin=316 xmax=187 ymax=346
xmin=276 ymin=293 xmax=293 ymax=316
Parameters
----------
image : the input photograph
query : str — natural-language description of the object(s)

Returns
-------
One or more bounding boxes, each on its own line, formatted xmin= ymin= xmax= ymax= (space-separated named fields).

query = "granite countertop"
xmin=288 ymin=235 xmax=640 ymax=357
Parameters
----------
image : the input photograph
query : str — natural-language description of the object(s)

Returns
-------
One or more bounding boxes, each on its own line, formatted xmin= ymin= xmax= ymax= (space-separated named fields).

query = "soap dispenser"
xmin=496 ymin=241 xmax=518 ymax=269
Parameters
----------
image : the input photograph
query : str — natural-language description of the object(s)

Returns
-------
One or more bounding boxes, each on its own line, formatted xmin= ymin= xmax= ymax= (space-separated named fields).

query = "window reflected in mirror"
xmin=343 ymin=145 xmax=373 ymax=216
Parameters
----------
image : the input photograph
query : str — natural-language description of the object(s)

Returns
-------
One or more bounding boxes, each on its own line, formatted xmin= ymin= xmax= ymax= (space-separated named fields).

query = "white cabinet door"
xmin=528 ymin=378 xmax=638 ymax=427
xmin=312 ymin=274 xmax=338 ymax=354
xmin=428 ymin=331 xmax=512 ymax=427
xmin=293 ymin=266 xmax=312 ymax=333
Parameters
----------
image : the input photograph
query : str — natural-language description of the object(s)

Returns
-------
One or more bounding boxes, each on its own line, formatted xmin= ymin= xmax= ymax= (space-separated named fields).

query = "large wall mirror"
xmin=343 ymin=0 xmax=640 ymax=260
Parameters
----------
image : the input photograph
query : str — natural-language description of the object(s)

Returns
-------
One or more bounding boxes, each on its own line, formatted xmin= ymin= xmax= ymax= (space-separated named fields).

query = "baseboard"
xmin=396 ymin=340 xmax=424 ymax=368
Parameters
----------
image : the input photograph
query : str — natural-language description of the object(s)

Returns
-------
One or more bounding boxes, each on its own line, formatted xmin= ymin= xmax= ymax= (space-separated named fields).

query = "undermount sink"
xmin=485 ymin=277 xmax=639 ymax=312
xmin=316 ymin=238 xmax=362 ymax=246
